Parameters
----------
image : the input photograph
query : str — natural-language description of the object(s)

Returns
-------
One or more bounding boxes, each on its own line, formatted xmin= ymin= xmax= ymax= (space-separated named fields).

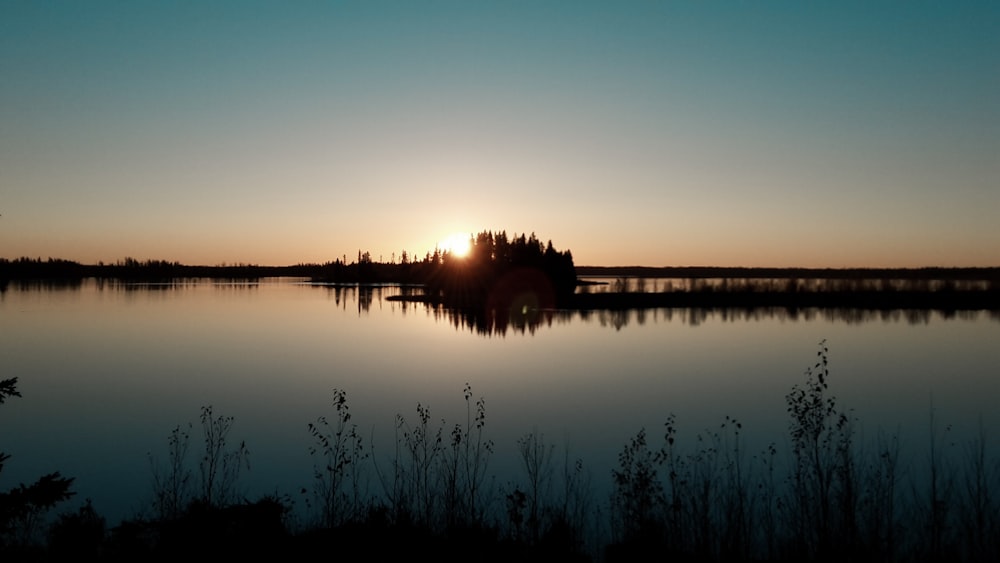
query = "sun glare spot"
xmin=440 ymin=232 xmax=472 ymax=258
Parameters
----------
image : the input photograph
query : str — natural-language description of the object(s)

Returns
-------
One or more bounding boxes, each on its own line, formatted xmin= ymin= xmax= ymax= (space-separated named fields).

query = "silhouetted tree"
xmin=421 ymin=230 xmax=577 ymax=311
xmin=0 ymin=378 xmax=76 ymax=551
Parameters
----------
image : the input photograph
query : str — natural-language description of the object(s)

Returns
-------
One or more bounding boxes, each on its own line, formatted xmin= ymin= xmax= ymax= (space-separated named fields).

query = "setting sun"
xmin=439 ymin=232 xmax=472 ymax=258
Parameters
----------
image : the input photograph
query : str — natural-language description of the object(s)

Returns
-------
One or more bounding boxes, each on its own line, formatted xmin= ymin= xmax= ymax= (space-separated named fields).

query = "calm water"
xmin=2 ymin=278 xmax=998 ymax=525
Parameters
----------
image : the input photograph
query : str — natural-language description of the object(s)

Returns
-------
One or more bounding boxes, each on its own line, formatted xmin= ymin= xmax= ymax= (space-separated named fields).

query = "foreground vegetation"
xmin=2 ymin=343 xmax=999 ymax=561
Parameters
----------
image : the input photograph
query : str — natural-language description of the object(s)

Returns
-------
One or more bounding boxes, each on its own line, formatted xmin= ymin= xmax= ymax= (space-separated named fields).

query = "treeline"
xmin=0 ymin=255 xmax=439 ymax=282
xmin=7 ymin=254 xmax=1000 ymax=313
xmin=1 ymin=230 xmax=578 ymax=297
xmin=576 ymin=265 xmax=1000 ymax=281
xmin=570 ymin=284 xmax=1000 ymax=312
xmin=0 ymin=257 xmax=319 ymax=281
xmin=6 ymin=258 xmax=999 ymax=286
xmin=421 ymin=230 xmax=577 ymax=308
xmin=311 ymin=230 xmax=576 ymax=299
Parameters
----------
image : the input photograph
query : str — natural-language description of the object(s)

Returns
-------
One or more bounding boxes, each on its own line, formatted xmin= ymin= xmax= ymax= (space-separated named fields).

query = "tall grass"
xmin=147 ymin=405 xmax=250 ymax=520
xmin=291 ymin=347 xmax=997 ymax=563
xmin=17 ymin=345 xmax=999 ymax=561
xmin=307 ymin=388 xmax=368 ymax=527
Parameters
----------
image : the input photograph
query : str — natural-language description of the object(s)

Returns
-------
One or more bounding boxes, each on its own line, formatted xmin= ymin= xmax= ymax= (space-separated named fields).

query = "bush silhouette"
xmin=0 ymin=378 xmax=76 ymax=553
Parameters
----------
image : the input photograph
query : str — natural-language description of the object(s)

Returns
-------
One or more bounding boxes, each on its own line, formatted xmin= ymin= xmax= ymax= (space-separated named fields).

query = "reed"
xmin=8 ymin=344 xmax=1000 ymax=561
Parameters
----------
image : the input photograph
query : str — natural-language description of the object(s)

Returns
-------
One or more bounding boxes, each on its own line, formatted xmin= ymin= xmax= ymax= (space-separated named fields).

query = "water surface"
xmin=2 ymin=279 xmax=997 ymax=525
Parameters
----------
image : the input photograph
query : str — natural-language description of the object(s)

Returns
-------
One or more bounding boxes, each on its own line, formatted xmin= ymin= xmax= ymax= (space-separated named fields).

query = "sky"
xmin=2 ymin=1 xmax=998 ymax=268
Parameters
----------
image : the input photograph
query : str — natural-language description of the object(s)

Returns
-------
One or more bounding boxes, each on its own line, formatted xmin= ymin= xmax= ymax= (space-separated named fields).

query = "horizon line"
xmin=3 ymin=256 xmax=999 ymax=272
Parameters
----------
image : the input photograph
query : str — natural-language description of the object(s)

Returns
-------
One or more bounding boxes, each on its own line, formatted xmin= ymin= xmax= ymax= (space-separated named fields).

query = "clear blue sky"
xmin=2 ymin=1 xmax=997 ymax=267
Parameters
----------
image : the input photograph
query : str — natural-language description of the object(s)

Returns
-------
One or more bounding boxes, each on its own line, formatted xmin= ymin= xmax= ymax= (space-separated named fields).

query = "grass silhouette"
xmin=3 ymin=346 xmax=999 ymax=561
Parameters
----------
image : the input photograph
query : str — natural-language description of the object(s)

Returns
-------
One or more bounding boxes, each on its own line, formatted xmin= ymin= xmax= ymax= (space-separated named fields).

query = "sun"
xmin=439 ymin=232 xmax=472 ymax=258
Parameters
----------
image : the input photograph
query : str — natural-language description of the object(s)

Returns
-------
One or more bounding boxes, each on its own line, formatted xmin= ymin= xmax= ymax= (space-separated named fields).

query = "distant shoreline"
xmin=4 ymin=257 xmax=999 ymax=314
xmin=3 ymin=263 xmax=999 ymax=312
xmin=575 ymin=265 xmax=1000 ymax=280
xmin=3 ymin=258 xmax=998 ymax=282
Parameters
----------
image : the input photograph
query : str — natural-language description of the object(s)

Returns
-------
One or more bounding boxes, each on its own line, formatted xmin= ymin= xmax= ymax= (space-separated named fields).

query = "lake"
xmin=2 ymin=278 xmax=998 ymax=529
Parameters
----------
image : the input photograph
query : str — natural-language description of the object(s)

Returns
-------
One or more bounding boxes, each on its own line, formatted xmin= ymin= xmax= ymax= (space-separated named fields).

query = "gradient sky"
xmin=2 ymin=1 xmax=998 ymax=267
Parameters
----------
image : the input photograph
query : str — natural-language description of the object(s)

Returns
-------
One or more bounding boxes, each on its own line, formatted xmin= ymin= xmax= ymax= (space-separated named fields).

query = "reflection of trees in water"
xmin=381 ymin=286 xmax=999 ymax=334
xmin=387 ymin=285 xmax=418 ymax=317
xmin=579 ymin=276 xmax=999 ymax=295
xmin=668 ymin=307 xmax=988 ymax=327
xmin=482 ymin=306 xmax=995 ymax=332
xmin=416 ymin=304 xmax=996 ymax=335
xmin=6 ymin=278 xmax=267 ymax=294
xmin=319 ymin=284 xmax=347 ymax=308
xmin=356 ymin=285 xmax=381 ymax=314
xmin=435 ymin=305 xmax=572 ymax=337
xmin=597 ymin=310 xmax=631 ymax=331
xmin=316 ymin=284 xmax=386 ymax=315
xmin=8 ymin=279 xmax=85 ymax=291
xmin=342 ymin=282 xmax=993 ymax=329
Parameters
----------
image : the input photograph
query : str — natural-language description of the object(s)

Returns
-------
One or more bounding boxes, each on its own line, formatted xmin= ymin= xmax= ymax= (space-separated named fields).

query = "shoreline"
xmin=388 ymin=287 xmax=1000 ymax=312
